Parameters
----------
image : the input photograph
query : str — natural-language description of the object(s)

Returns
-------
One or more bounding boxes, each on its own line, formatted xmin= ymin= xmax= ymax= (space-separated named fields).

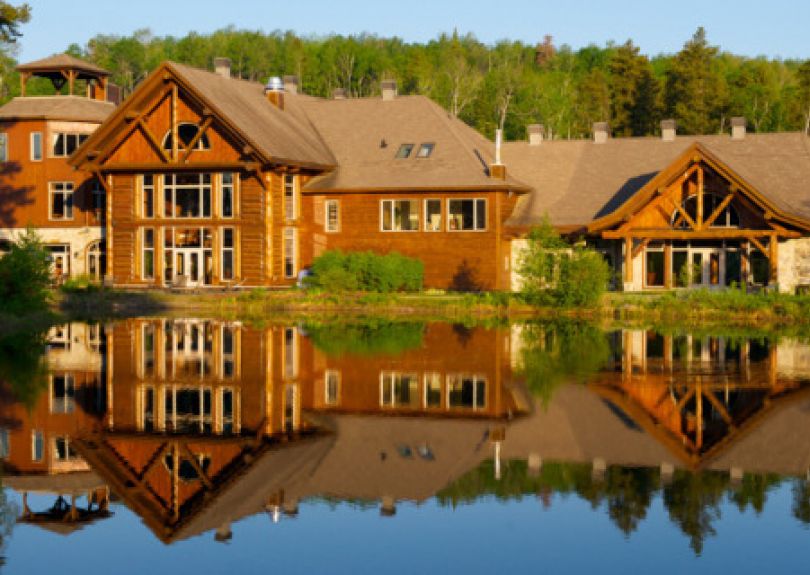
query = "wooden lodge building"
xmin=2 ymin=54 xmax=810 ymax=291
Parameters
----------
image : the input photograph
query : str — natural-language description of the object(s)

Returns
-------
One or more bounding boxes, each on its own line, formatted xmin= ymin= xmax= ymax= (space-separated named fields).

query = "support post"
xmin=696 ymin=165 xmax=704 ymax=229
xmin=769 ymin=234 xmax=778 ymax=286
xmin=624 ymin=237 xmax=633 ymax=285
xmin=664 ymin=241 xmax=672 ymax=288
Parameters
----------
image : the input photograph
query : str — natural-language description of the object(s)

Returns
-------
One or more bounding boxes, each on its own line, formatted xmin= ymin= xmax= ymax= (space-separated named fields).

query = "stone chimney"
xmin=381 ymin=79 xmax=397 ymax=101
xmin=527 ymin=124 xmax=544 ymax=146
xmin=283 ymin=75 xmax=299 ymax=95
xmin=593 ymin=122 xmax=610 ymax=144
xmin=332 ymin=87 xmax=347 ymax=100
xmin=661 ymin=119 xmax=676 ymax=142
xmin=264 ymin=76 xmax=285 ymax=110
xmin=731 ymin=116 xmax=746 ymax=140
xmin=214 ymin=57 xmax=231 ymax=79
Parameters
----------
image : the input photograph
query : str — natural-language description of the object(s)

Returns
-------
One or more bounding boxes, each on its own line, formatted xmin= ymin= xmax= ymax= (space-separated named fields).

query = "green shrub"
xmin=0 ymin=229 xmax=52 ymax=315
xmin=61 ymin=274 xmax=101 ymax=294
xmin=518 ymin=218 xmax=611 ymax=308
xmin=307 ymin=250 xmax=423 ymax=293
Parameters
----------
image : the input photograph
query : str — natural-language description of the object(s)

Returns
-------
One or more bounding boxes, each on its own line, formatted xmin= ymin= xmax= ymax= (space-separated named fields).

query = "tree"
xmin=0 ymin=228 xmax=51 ymax=315
xmin=797 ymin=60 xmax=810 ymax=134
xmin=664 ymin=28 xmax=728 ymax=134
xmin=0 ymin=1 xmax=29 ymax=44
xmin=609 ymin=41 xmax=660 ymax=136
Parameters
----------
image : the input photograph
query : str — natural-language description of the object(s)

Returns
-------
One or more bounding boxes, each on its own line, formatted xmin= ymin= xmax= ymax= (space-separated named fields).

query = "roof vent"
xmin=332 ymin=88 xmax=347 ymax=100
xmin=731 ymin=116 xmax=746 ymax=140
xmin=593 ymin=122 xmax=610 ymax=144
xmin=661 ymin=119 xmax=676 ymax=142
xmin=381 ymin=79 xmax=397 ymax=101
xmin=264 ymin=76 xmax=285 ymax=109
xmin=214 ymin=57 xmax=231 ymax=79
xmin=527 ymin=124 xmax=544 ymax=146
xmin=283 ymin=75 xmax=298 ymax=95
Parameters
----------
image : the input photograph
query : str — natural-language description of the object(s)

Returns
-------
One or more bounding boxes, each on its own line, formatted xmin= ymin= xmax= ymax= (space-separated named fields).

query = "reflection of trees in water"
xmin=305 ymin=320 xmax=425 ymax=357
xmin=437 ymin=458 xmax=795 ymax=555
xmin=517 ymin=321 xmax=612 ymax=405
xmin=0 ymin=325 xmax=49 ymax=408
xmin=0 ymin=475 xmax=19 ymax=566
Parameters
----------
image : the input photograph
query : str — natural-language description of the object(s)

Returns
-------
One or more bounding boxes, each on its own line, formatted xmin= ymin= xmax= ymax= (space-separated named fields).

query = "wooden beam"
xmin=703 ymin=191 xmax=736 ymax=228
xmin=179 ymin=443 xmax=213 ymax=490
xmin=749 ymin=236 xmax=769 ymax=258
xmin=91 ymin=161 xmax=257 ymax=172
xmin=96 ymin=87 xmax=173 ymax=165
xmin=664 ymin=242 xmax=673 ymax=288
xmin=138 ymin=120 xmax=171 ymax=163
xmin=665 ymin=196 xmax=698 ymax=231
xmin=603 ymin=228 xmax=796 ymax=240
xmin=631 ymin=238 xmax=651 ymax=259
xmin=180 ymin=116 xmax=214 ymax=162
xmin=624 ymin=237 xmax=633 ymax=283
xmin=171 ymin=84 xmax=179 ymax=162
xmin=769 ymin=234 xmax=778 ymax=283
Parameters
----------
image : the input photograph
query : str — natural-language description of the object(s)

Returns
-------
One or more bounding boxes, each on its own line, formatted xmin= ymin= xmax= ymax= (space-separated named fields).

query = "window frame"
xmin=424 ymin=198 xmax=442 ymax=232
xmin=447 ymin=198 xmax=487 ymax=232
xmin=221 ymin=227 xmax=235 ymax=281
xmin=220 ymin=172 xmax=237 ymax=219
xmin=162 ymin=122 xmax=211 ymax=153
xmin=283 ymin=174 xmax=297 ymax=221
xmin=416 ymin=142 xmax=435 ymax=158
xmin=140 ymin=174 xmax=155 ymax=219
xmin=0 ymin=132 xmax=7 ymax=162
xmin=30 ymin=131 xmax=42 ymax=161
xmin=283 ymin=227 xmax=297 ymax=279
xmin=380 ymin=199 xmax=420 ymax=232
xmin=142 ymin=228 xmax=155 ymax=280
xmin=163 ymin=173 xmax=212 ymax=219
xmin=49 ymin=181 xmax=75 ymax=221
xmin=52 ymin=132 xmax=89 ymax=158
xmin=395 ymin=143 xmax=414 ymax=159
xmin=325 ymin=199 xmax=340 ymax=232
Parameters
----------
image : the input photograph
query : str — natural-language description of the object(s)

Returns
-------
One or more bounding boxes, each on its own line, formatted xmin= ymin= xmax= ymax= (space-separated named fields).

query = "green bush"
xmin=307 ymin=250 xmax=423 ymax=293
xmin=0 ymin=229 xmax=52 ymax=315
xmin=61 ymin=274 xmax=101 ymax=294
xmin=518 ymin=218 xmax=612 ymax=308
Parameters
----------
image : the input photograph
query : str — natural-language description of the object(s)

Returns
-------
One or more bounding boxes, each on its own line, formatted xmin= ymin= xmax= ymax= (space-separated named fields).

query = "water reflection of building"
xmin=0 ymin=322 xmax=109 ymax=532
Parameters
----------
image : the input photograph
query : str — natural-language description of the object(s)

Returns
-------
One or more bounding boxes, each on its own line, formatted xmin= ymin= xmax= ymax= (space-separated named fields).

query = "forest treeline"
xmin=4 ymin=26 xmax=810 ymax=140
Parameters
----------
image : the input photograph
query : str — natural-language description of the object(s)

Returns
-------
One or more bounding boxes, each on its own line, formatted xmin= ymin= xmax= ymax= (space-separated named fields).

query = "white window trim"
xmin=48 ymin=181 xmax=74 ymax=221
xmin=324 ymin=369 xmax=341 ymax=405
xmin=446 ymin=373 xmax=487 ymax=410
xmin=0 ymin=132 xmax=7 ymax=162
xmin=163 ymin=173 xmax=212 ymax=219
xmin=325 ymin=199 xmax=340 ymax=233
xmin=221 ymin=226 xmax=236 ymax=281
xmin=380 ymin=199 xmax=420 ymax=232
xmin=446 ymin=198 xmax=487 ymax=232
xmin=139 ymin=174 xmax=156 ymax=219
xmin=424 ymin=198 xmax=442 ymax=232
xmin=284 ymin=174 xmax=298 ymax=221
xmin=283 ymin=227 xmax=297 ymax=279
xmin=142 ymin=228 xmax=155 ymax=280
xmin=30 ymin=131 xmax=42 ymax=162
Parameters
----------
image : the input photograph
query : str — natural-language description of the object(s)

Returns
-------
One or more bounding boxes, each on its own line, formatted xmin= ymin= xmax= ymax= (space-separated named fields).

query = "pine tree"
xmin=609 ymin=41 xmax=660 ymax=136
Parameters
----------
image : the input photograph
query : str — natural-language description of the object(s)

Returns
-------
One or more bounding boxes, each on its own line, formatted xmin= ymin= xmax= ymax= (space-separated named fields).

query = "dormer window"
xmin=395 ymin=143 xmax=414 ymax=159
xmin=163 ymin=123 xmax=210 ymax=153
xmin=416 ymin=143 xmax=434 ymax=158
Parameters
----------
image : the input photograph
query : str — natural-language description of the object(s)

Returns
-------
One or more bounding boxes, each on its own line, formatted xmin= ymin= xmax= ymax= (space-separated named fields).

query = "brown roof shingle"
xmin=503 ymin=132 xmax=810 ymax=228
xmin=0 ymin=95 xmax=114 ymax=122
xmin=17 ymin=54 xmax=110 ymax=77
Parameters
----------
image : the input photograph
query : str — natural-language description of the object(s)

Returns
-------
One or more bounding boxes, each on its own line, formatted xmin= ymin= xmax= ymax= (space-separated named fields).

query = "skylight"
xmin=395 ymin=143 xmax=414 ymax=159
xmin=417 ymin=143 xmax=435 ymax=158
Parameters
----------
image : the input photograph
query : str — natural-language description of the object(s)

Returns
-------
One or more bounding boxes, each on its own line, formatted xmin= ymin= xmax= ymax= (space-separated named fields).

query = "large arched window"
xmin=162 ymin=123 xmax=210 ymax=153
xmin=672 ymin=193 xmax=739 ymax=228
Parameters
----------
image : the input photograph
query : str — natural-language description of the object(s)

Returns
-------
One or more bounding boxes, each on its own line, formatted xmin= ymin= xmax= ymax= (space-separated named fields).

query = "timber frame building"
xmin=2 ymin=54 xmax=810 ymax=292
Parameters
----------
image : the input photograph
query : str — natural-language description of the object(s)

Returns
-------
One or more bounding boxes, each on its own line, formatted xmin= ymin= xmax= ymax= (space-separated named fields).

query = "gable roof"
xmin=503 ymin=132 xmax=810 ymax=230
xmin=0 ymin=95 xmax=114 ymax=122
xmin=299 ymin=95 xmax=530 ymax=192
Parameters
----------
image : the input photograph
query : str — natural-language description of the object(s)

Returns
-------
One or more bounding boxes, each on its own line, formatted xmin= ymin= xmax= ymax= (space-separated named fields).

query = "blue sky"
xmin=15 ymin=0 xmax=810 ymax=62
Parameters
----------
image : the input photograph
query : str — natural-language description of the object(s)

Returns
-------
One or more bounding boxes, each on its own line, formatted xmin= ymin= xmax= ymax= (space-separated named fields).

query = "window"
xmin=141 ymin=323 xmax=155 ymax=378
xmin=54 ymin=436 xmax=79 ymax=461
xmin=380 ymin=372 xmax=419 ymax=408
xmin=645 ymin=249 xmax=665 ymax=287
xmin=220 ymin=388 xmax=236 ymax=434
xmin=222 ymin=326 xmax=236 ymax=379
xmin=87 ymin=240 xmax=105 ymax=280
xmin=162 ymin=123 xmax=210 ymax=152
xmin=284 ymin=327 xmax=298 ymax=380
xmin=0 ymin=133 xmax=7 ymax=161
xmin=424 ymin=199 xmax=442 ymax=231
xmin=31 ymin=131 xmax=42 ymax=161
xmin=448 ymin=198 xmax=486 ymax=231
xmin=284 ymin=174 xmax=297 ymax=220
xmin=325 ymin=370 xmax=340 ymax=406
xmin=416 ymin=142 xmax=434 ymax=158
xmin=447 ymin=374 xmax=486 ymax=409
xmin=221 ymin=172 xmax=235 ymax=218
xmin=91 ymin=181 xmax=105 ymax=215
xmin=163 ymin=173 xmax=211 ymax=218
xmin=222 ymin=228 xmax=235 ymax=280
xmin=49 ymin=182 xmax=74 ymax=220
xmin=52 ymin=133 xmax=89 ymax=157
xmin=0 ymin=428 xmax=8 ymax=459
xmin=325 ymin=199 xmax=340 ymax=232
xmin=395 ymin=143 xmax=414 ymax=159
xmin=51 ymin=374 xmax=75 ymax=413
xmin=424 ymin=372 xmax=442 ymax=407
xmin=32 ymin=430 xmax=43 ymax=462
xmin=142 ymin=228 xmax=155 ymax=279
xmin=284 ymin=227 xmax=296 ymax=278
xmin=141 ymin=174 xmax=155 ymax=218
xmin=381 ymin=199 xmax=419 ymax=231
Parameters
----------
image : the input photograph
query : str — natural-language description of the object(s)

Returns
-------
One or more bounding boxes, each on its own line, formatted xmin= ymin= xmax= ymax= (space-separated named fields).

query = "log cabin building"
xmin=2 ymin=54 xmax=810 ymax=291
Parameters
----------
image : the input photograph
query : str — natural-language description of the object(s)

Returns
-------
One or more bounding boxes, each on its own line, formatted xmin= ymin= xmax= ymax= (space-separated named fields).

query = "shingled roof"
xmin=299 ymin=95 xmax=530 ymax=192
xmin=0 ymin=95 xmax=114 ymax=122
xmin=503 ymin=132 xmax=810 ymax=229
xmin=17 ymin=53 xmax=110 ymax=77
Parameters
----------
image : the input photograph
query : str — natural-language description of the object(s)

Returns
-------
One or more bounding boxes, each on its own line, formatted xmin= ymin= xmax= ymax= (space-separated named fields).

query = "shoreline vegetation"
xmin=47 ymin=286 xmax=810 ymax=330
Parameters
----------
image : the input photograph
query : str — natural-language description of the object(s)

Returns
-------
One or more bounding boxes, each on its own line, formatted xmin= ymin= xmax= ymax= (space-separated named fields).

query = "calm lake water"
xmin=1 ymin=318 xmax=809 ymax=573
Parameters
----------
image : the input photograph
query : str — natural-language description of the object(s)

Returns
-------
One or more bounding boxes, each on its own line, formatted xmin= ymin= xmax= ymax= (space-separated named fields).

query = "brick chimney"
xmin=381 ymin=79 xmax=397 ymax=101
xmin=214 ymin=57 xmax=231 ymax=79
xmin=283 ymin=75 xmax=298 ymax=95
xmin=731 ymin=117 xmax=746 ymax=140
xmin=593 ymin=122 xmax=609 ymax=144
xmin=527 ymin=124 xmax=544 ymax=146
xmin=661 ymin=119 xmax=676 ymax=142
